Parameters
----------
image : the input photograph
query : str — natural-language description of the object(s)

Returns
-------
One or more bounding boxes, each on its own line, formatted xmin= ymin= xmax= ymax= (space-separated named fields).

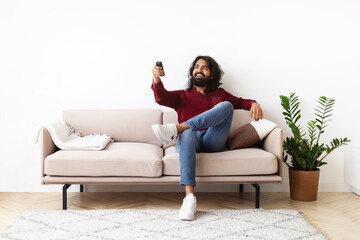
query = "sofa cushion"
xmin=227 ymin=119 xmax=277 ymax=150
xmin=44 ymin=142 xmax=163 ymax=177
xmin=162 ymin=146 xmax=278 ymax=176
xmin=63 ymin=109 xmax=163 ymax=147
xmin=226 ymin=123 xmax=260 ymax=150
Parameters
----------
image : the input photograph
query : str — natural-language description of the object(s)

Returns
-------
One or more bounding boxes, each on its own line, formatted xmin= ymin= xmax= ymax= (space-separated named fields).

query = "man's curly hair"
xmin=186 ymin=55 xmax=224 ymax=92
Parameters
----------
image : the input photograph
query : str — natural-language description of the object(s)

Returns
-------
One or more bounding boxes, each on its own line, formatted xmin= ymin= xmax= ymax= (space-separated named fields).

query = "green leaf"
xmin=281 ymin=92 xmax=351 ymax=171
xmin=283 ymin=112 xmax=291 ymax=117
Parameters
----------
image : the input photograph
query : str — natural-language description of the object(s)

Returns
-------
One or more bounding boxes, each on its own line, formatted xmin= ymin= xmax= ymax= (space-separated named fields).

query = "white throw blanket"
xmin=32 ymin=120 xmax=113 ymax=150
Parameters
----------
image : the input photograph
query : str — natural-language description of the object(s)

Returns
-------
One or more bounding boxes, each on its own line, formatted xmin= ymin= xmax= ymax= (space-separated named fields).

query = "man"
xmin=151 ymin=56 xmax=263 ymax=221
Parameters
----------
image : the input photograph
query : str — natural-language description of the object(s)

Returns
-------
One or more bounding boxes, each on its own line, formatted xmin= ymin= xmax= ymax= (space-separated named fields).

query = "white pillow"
xmin=249 ymin=119 xmax=277 ymax=140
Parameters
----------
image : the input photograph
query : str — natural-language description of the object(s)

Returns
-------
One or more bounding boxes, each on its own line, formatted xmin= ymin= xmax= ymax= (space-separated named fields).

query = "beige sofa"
xmin=39 ymin=109 xmax=283 ymax=210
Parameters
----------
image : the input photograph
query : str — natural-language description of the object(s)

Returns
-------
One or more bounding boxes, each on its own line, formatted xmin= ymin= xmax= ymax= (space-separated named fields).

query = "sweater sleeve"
xmin=151 ymin=80 xmax=181 ymax=109
xmin=221 ymin=88 xmax=257 ymax=110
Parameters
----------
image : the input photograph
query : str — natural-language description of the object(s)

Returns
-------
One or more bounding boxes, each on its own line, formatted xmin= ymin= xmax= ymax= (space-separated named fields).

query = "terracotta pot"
xmin=288 ymin=168 xmax=320 ymax=201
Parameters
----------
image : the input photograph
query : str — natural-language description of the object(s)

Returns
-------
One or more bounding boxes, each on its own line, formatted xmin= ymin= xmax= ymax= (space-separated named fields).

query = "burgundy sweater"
xmin=152 ymin=81 xmax=256 ymax=124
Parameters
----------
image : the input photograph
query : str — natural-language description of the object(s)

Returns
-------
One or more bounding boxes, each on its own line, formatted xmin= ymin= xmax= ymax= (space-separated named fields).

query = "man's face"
xmin=191 ymin=59 xmax=213 ymax=87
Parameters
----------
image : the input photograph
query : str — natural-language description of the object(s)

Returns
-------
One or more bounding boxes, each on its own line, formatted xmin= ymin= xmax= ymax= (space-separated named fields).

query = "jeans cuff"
xmin=180 ymin=181 xmax=196 ymax=186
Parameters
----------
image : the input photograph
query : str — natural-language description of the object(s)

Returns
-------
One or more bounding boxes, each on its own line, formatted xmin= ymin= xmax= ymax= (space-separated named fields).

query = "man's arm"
xmin=151 ymin=65 xmax=180 ymax=109
xmin=221 ymin=89 xmax=263 ymax=121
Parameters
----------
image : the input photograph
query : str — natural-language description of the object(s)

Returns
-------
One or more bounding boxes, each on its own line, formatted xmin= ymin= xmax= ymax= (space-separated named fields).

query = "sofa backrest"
xmin=162 ymin=109 xmax=253 ymax=148
xmin=63 ymin=109 xmax=163 ymax=146
xmin=63 ymin=109 xmax=252 ymax=148
xmin=228 ymin=109 xmax=253 ymax=132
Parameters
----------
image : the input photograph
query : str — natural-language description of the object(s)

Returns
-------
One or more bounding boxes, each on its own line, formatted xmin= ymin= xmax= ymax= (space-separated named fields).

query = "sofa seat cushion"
xmin=44 ymin=142 xmax=163 ymax=177
xmin=162 ymin=147 xmax=278 ymax=176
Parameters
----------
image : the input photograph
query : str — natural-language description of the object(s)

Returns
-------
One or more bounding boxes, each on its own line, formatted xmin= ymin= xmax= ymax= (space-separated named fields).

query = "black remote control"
xmin=156 ymin=61 xmax=163 ymax=69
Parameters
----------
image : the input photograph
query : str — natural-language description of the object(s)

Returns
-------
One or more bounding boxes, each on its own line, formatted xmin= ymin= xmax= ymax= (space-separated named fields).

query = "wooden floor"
xmin=1 ymin=192 xmax=359 ymax=239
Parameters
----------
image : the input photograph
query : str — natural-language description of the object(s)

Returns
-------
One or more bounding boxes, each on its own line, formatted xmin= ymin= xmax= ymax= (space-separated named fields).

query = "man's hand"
xmin=152 ymin=65 xmax=165 ymax=84
xmin=250 ymin=102 xmax=263 ymax=121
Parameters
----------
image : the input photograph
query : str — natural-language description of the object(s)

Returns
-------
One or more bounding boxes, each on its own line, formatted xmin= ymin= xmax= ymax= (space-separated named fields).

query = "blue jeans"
xmin=175 ymin=101 xmax=234 ymax=186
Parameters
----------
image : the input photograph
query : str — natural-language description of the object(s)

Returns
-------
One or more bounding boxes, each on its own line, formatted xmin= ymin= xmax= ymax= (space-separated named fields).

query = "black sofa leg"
xmin=63 ymin=184 xmax=71 ymax=210
xmin=251 ymin=184 xmax=260 ymax=209
xmin=80 ymin=184 xmax=84 ymax=192
xmin=239 ymin=184 xmax=243 ymax=192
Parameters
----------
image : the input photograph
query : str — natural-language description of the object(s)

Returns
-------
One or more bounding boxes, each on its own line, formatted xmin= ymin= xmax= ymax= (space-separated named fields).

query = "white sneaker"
xmin=178 ymin=193 xmax=197 ymax=221
xmin=151 ymin=124 xmax=177 ymax=145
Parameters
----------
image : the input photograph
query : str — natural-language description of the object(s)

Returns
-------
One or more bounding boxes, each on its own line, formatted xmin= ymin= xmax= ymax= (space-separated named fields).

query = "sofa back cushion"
xmin=228 ymin=109 xmax=253 ymax=132
xmin=63 ymin=109 xmax=163 ymax=146
xmin=162 ymin=109 xmax=253 ymax=148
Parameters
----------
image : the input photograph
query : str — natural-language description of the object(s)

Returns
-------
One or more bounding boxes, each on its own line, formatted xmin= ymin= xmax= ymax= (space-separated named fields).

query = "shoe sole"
xmin=151 ymin=125 xmax=170 ymax=145
xmin=178 ymin=216 xmax=195 ymax=221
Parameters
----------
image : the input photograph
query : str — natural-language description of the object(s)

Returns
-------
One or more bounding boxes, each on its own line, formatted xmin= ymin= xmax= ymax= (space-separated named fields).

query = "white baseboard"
xmin=350 ymin=186 xmax=360 ymax=196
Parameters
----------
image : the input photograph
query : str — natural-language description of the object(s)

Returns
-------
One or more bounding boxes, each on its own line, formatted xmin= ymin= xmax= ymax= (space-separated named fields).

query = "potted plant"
xmin=280 ymin=92 xmax=350 ymax=201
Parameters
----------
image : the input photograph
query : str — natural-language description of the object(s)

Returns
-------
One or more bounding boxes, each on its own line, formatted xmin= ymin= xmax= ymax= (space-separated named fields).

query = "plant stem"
xmin=316 ymin=99 xmax=327 ymax=146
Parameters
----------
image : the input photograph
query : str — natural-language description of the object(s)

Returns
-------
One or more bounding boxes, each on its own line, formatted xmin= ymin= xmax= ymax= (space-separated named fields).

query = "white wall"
xmin=0 ymin=0 xmax=359 ymax=192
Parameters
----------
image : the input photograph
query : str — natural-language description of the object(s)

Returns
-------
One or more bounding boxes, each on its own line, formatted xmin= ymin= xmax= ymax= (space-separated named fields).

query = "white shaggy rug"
xmin=0 ymin=209 xmax=327 ymax=240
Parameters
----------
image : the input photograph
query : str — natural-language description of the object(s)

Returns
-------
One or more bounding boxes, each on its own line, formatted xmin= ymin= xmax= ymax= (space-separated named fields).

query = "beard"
xmin=190 ymin=75 xmax=211 ymax=87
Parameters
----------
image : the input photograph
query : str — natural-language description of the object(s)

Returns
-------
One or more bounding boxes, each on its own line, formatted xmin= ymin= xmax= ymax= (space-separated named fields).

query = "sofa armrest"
xmin=39 ymin=128 xmax=58 ymax=183
xmin=261 ymin=127 xmax=283 ymax=179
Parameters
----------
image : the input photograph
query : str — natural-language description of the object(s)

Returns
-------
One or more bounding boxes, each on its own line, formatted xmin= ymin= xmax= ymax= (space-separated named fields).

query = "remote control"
xmin=156 ymin=61 xmax=163 ymax=69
